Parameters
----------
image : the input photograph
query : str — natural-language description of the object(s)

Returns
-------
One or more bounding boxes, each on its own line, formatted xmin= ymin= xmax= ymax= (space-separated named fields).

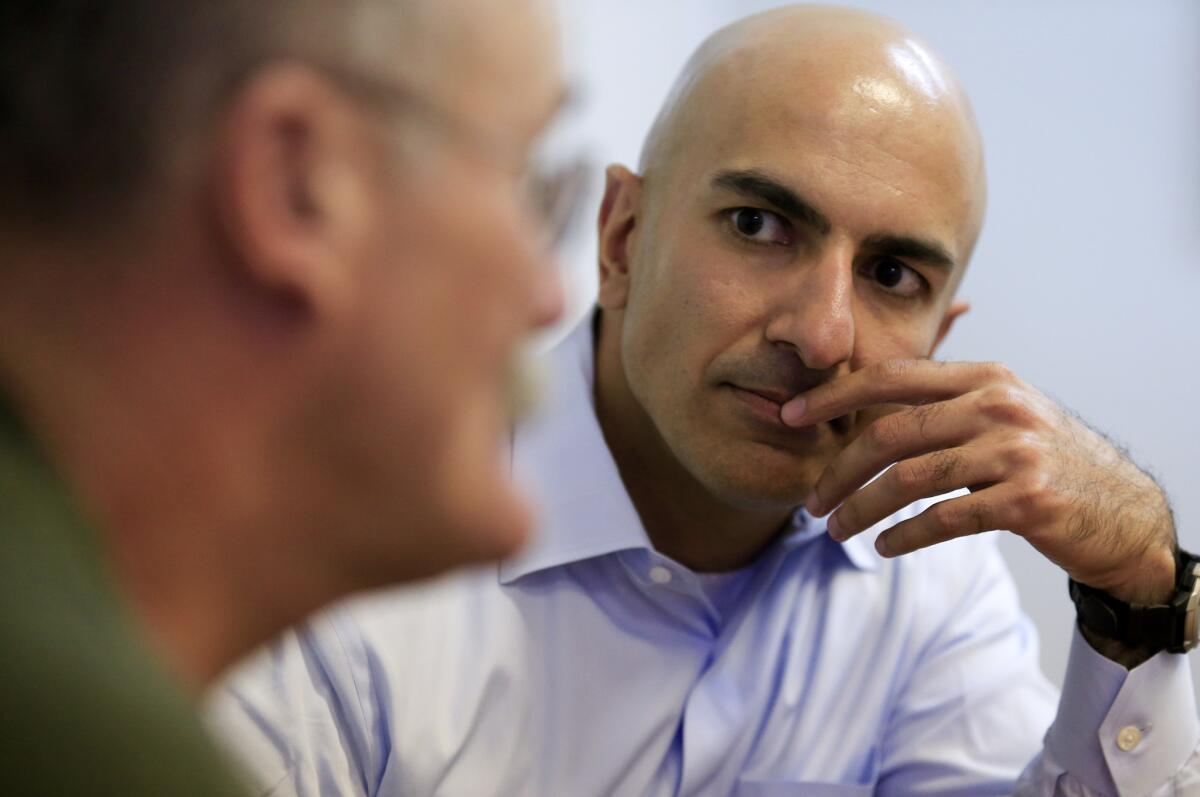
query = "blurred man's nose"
xmin=764 ymin=248 xmax=855 ymax=371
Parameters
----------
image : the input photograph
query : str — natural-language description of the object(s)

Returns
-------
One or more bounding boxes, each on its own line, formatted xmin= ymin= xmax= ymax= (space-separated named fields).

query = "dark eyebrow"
xmin=862 ymin=233 xmax=958 ymax=270
xmin=711 ymin=169 xmax=832 ymax=235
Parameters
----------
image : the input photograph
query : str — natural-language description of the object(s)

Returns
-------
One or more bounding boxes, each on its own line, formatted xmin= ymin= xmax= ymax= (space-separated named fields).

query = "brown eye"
xmin=874 ymin=258 xmax=904 ymax=288
xmin=726 ymin=208 xmax=790 ymax=245
xmin=864 ymin=256 xmax=926 ymax=298
xmin=734 ymin=208 xmax=765 ymax=236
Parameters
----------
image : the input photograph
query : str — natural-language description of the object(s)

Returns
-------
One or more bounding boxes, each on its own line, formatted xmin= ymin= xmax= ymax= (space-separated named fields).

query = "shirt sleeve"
xmin=205 ymin=613 xmax=381 ymax=797
xmin=1015 ymin=626 xmax=1200 ymax=796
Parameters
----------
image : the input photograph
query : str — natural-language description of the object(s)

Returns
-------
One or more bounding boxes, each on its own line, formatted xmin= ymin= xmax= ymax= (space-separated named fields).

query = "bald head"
xmin=639 ymin=4 xmax=985 ymax=253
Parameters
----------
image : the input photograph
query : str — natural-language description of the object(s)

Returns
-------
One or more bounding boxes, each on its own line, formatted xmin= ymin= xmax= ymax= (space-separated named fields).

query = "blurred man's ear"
xmin=596 ymin=164 xmax=641 ymax=311
xmin=211 ymin=64 xmax=372 ymax=325
xmin=931 ymin=300 xmax=970 ymax=355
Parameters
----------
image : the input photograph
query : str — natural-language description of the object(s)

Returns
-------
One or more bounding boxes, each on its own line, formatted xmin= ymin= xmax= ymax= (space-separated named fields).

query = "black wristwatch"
xmin=1069 ymin=548 xmax=1200 ymax=654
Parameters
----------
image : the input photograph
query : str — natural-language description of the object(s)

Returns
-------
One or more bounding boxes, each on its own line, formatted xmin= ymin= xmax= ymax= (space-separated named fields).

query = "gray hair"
xmin=0 ymin=0 xmax=415 ymax=231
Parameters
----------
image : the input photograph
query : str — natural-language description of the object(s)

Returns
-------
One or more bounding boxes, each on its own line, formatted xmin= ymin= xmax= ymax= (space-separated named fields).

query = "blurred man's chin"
xmin=376 ymin=488 xmax=531 ymax=586
xmin=448 ymin=483 xmax=535 ymax=563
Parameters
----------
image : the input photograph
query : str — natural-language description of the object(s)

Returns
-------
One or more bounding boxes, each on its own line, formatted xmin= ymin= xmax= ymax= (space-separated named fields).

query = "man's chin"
xmin=695 ymin=469 xmax=815 ymax=512
xmin=693 ymin=449 xmax=830 ymax=512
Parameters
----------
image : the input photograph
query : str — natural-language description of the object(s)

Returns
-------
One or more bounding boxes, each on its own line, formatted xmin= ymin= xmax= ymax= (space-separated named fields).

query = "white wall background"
xmin=551 ymin=0 xmax=1200 ymax=697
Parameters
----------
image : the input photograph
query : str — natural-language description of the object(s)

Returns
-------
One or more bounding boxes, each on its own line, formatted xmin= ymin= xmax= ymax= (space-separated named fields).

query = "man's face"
xmin=607 ymin=45 xmax=982 ymax=511
xmin=319 ymin=0 xmax=565 ymax=581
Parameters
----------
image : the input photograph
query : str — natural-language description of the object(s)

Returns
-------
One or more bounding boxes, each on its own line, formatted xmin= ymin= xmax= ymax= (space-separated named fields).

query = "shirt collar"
xmin=500 ymin=312 xmax=650 ymax=583
xmin=790 ymin=510 xmax=880 ymax=571
xmin=499 ymin=310 xmax=876 ymax=583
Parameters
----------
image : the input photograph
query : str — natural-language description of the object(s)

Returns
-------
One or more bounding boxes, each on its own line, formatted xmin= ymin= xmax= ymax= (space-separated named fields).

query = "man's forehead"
xmin=643 ymin=6 xmax=986 ymax=257
xmin=699 ymin=101 xmax=976 ymax=196
xmin=673 ymin=68 xmax=982 ymax=255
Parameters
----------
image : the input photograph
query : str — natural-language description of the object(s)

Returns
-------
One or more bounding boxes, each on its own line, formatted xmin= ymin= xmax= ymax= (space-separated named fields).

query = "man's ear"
xmin=931 ymin=299 xmax=970 ymax=355
xmin=211 ymin=64 xmax=371 ymax=324
xmin=596 ymin=164 xmax=642 ymax=311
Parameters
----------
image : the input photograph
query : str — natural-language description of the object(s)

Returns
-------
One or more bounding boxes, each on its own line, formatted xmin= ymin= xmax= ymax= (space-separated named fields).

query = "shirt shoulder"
xmin=0 ymin=504 xmax=246 ymax=796
xmin=0 ymin=405 xmax=246 ymax=797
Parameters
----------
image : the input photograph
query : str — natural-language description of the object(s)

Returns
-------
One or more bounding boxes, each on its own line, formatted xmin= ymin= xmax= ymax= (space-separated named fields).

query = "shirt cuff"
xmin=1045 ymin=624 xmax=1199 ymax=796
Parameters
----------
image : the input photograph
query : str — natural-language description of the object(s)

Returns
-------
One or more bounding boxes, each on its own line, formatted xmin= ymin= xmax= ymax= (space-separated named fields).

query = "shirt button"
xmin=649 ymin=566 xmax=673 ymax=584
xmin=1116 ymin=725 xmax=1142 ymax=752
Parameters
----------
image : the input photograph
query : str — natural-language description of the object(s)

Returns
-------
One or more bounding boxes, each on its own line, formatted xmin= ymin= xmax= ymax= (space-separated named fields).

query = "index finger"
xmin=780 ymin=359 xmax=1000 ymax=427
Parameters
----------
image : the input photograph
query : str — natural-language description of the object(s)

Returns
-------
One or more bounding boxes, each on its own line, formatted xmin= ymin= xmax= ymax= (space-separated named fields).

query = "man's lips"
xmin=725 ymin=383 xmax=850 ymax=433
xmin=739 ymin=386 xmax=793 ymax=405
xmin=725 ymin=384 xmax=790 ymax=425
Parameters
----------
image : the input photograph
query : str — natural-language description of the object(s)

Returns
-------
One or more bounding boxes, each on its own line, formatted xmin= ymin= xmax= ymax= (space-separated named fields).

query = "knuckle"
xmin=867 ymin=417 xmax=902 ymax=450
xmin=1034 ymin=480 xmax=1073 ymax=523
xmin=979 ymin=385 xmax=1037 ymax=426
xmin=965 ymin=502 xmax=992 ymax=535
xmin=809 ymin=480 xmax=829 ymax=512
xmin=1003 ymin=433 xmax=1044 ymax=469
xmin=838 ymin=500 xmax=863 ymax=531
xmin=980 ymin=361 xmax=1015 ymax=383
xmin=927 ymin=499 xmax=990 ymax=535
xmin=1006 ymin=455 xmax=1059 ymax=524
xmin=926 ymin=450 xmax=961 ymax=487
xmin=1012 ymin=480 xmax=1046 ymax=516
xmin=818 ymin=461 xmax=841 ymax=492
xmin=914 ymin=400 xmax=944 ymax=434
xmin=894 ymin=450 xmax=961 ymax=494
xmin=893 ymin=460 xmax=925 ymax=491
xmin=927 ymin=501 xmax=958 ymax=532
xmin=897 ymin=402 xmax=942 ymax=443
xmin=876 ymin=359 xmax=911 ymax=385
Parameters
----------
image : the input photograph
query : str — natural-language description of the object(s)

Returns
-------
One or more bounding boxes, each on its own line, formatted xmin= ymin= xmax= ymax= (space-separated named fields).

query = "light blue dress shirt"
xmin=210 ymin=316 xmax=1200 ymax=796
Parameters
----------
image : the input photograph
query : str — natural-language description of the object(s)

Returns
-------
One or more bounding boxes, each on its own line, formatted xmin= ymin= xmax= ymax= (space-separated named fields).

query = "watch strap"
xmin=1069 ymin=548 xmax=1200 ymax=655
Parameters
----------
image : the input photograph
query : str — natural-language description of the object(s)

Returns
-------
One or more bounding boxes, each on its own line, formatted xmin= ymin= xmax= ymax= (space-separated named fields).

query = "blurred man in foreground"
xmin=212 ymin=5 xmax=1200 ymax=796
xmin=0 ymin=0 xmax=564 ymax=793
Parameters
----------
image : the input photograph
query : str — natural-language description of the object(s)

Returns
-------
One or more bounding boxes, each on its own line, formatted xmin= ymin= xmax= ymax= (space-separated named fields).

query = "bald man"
xmin=211 ymin=6 xmax=1200 ymax=796
xmin=0 ymin=1 xmax=565 ymax=794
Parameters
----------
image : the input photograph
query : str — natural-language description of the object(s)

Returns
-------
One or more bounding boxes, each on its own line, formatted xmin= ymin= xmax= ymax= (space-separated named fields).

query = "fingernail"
xmin=780 ymin=398 xmax=806 ymax=426
xmin=805 ymin=492 xmax=822 ymax=517
xmin=827 ymin=513 xmax=843 ymax=540
xmin=875 ymin=534 xmax=889 ymax=557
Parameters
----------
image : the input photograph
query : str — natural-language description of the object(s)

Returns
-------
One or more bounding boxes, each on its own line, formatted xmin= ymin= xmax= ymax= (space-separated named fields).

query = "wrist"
xmin=1102 ymin=546 xmax=1177 ymax=605
xmin=1077 ymin=620 xmax=1157 ymax=669
xmin=1069 ymin=547 xmax=1200 ymax=660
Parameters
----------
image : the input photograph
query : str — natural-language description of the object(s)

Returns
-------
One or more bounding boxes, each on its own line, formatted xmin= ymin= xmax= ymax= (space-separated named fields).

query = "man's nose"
xmin=764 ymin=250 xmax=855 ymax=371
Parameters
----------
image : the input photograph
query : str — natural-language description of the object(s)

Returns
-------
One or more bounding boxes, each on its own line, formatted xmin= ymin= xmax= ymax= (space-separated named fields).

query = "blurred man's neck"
xmin=0 ymin=244 xmax=336 ymax=691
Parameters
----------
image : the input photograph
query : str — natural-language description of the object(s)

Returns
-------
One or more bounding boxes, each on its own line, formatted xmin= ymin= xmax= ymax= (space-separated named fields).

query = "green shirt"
xmin=0 ymin=397 xmax=247 ymax=796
